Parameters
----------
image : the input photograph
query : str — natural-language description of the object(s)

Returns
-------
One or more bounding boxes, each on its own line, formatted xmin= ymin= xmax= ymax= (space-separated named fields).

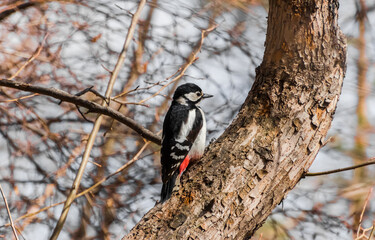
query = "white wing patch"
xmin=175 ymin=143 xmax=190 ymax=150
xmin=170 ymin=152 xmax=186 ymax=160
xmin=189 ymin=107 xmax=206 ymax=159
xmin=176 ymin=109 xmax=196 ymax=142
xmin=171 ymin=107 xmax=206 ymax=161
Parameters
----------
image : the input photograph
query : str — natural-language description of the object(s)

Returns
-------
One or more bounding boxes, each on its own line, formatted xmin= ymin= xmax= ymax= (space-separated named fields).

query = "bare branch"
xmin=50 ymin=1 xmax=148 ymax=238
xmin=0 ymin=93 xmax=39 ymax=102
xmin=304 ymin=157 xmax=375 ymax=177
xmin=356 ymin=188 xmax=373 ymax=239
xmin=138 ymin=24 xmax=218 ymax=104
xmin=0 ymin=79 xmax=161 ymax=144
xmin=8 ymin=34 xmax=48 ymax=80
xmin=0 ymin=2 xmax=38 ymax=22
xmin=3 ymin=140 xmax=150 ymax=228
xmin=0 ymin=184 xmax=19 ymax=240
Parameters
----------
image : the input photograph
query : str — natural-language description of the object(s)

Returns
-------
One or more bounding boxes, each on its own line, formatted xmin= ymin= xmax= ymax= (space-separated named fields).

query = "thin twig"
xmin=8 ymin=34 xmax=48 ymax=80
xmin=113 ymin=85 xmax=139 ymax=99
xmin=77 ymin=141 xmax=150 ymax=198
xmin=356 ymin=188 xmax=373 ymax=239
xmin=0 ymin=93 xmax=39 ymax=102
xmin=50 ymin=1 xmax=147 ymax=239
xmin=304 ymin=157 xmax=375 ymax=177
xmin=5 ymin=141 xmax=150 ymax=227
xmin=369 ymin=223 xmax=375 ymax=240
xmin=111 ymin=98 xmax=149 ymax=107
xmin=138 ymin=24 xmax=217 ymax=104
xmin=0 ymin=184 xmax=19 ymax=240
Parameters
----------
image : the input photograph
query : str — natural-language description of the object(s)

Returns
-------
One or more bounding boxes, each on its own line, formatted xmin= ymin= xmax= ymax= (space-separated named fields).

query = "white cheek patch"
xmin=184 ymin=92 xmax=201 ymax=102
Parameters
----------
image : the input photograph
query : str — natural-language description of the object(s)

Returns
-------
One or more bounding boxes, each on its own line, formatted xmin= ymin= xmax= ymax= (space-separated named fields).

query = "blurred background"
xmin=0 ymin=0 xmax=374 ymax=239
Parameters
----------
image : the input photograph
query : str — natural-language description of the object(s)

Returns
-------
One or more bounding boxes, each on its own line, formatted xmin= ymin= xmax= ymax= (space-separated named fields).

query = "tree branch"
xmin=0 ymin=183 xmax=19 ymax=240
xmin=1 ymin=140 xmax=150 ymax=229
xmin=50 ymin=0 xmax=148 ymax=238
xmin=304 ymin=157 xmax=375 ymax=177
xmin=138 ymin=24 xmax=217 ymax=104
xmin=0 ymin=0 xmax=76 ymax=22
xmin=8 ymin=34 xmax=48 ymax=80
xmin=0 ymin=79 xmax=161 ymax=144
xmin=0 ymin=2 xmax=38 ymax=22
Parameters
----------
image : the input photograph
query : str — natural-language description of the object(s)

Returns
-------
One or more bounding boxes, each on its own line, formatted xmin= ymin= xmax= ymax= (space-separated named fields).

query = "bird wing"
xmin=161 ymin=104 xmax=203 ymax=183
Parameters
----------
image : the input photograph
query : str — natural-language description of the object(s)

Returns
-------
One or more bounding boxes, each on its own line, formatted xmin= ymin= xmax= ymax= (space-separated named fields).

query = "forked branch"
xmin=0 ymin=78 xmax=161 ymax=144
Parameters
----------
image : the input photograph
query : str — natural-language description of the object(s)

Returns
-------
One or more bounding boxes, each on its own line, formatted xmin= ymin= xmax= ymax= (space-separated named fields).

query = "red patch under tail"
xmin=179 ymin=155 xmax=190 ymax=175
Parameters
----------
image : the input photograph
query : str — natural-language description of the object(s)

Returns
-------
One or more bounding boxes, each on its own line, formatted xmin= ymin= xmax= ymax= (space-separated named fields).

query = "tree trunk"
xmin=123 ymin=0 xmax=347 ymax=239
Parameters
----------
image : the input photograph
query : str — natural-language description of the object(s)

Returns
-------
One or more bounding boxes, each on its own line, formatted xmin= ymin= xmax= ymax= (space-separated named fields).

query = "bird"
xmin=160 ymin=83 xmax=213 ymax=203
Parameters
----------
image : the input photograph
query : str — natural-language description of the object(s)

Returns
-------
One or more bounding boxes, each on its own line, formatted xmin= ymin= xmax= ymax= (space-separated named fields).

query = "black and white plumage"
xmin=160 ymin=83 xmax=213 ymax=203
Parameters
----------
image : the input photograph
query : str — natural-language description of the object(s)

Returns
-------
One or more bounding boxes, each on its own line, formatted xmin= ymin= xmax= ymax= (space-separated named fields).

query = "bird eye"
xmin=196 ymin=92 xmax=202 ymax=96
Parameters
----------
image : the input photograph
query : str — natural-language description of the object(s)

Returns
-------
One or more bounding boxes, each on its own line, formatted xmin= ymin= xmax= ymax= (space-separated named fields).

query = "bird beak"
xmin=202 ymin=93 xmax=213 ymax=99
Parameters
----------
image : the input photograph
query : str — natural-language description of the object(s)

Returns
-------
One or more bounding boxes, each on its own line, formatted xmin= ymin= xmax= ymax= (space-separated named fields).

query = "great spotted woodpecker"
xmin=160 ymin=83 xmax=213 ymax=203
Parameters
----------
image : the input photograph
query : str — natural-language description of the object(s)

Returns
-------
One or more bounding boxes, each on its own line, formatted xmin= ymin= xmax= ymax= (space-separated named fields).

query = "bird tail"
xmin=160 ymin=173 xmax=178 ymax=203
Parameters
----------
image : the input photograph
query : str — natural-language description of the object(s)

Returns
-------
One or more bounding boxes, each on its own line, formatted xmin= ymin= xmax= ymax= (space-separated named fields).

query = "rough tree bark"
xmin=124 ymin=0 xmax=347 ymax=239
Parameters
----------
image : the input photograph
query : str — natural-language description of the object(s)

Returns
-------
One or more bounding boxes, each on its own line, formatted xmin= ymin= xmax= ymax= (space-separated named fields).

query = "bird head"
xmin=173 ymin=83 xmax=213 ymax=105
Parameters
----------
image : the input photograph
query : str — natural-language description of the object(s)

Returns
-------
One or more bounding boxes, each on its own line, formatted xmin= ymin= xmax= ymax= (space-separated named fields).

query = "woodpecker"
xmin=160 ymin=83 xmax=213 ymax=203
